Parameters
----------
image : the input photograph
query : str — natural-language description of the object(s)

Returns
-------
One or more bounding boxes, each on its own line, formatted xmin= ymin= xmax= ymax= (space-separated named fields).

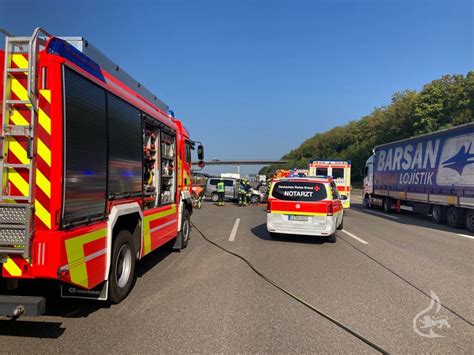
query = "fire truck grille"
xmin=0 ymin=205 xmax=28 ymax=225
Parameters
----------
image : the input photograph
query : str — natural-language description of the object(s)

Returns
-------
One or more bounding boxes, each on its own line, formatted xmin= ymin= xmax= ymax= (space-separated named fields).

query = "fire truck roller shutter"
xmin=63 ymin=68 xmax=107 ymax=226
xmin=107 ymin=93 xmax=142 ymax=196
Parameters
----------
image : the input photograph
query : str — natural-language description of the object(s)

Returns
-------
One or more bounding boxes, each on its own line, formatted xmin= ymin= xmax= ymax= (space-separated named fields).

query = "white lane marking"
xmin=341 ymin=229 xmax=369 ymax=244
xmin=363 ymin=209 xmax=400 ymax=220
xmin=456 ymin=233 xmax=474 ymax=240
xmin=229 ymin=218 xmax=241 ymax=241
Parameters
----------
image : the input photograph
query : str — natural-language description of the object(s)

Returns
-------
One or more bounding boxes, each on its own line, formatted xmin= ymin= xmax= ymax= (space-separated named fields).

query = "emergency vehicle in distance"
xmin=267 ymin=176 xmax=346 ymax=242
xmin=309 ymin=160 xmax=351 ymax=208
xmin=363 ymin=123 xmax=474 ymax=232
xmin=0 ymin=28 xmax=203 ymax=315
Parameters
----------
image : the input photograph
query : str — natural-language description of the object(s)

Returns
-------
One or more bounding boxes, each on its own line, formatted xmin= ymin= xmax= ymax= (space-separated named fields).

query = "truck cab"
xmin=363 ymin=155 xmax=374 ymax=203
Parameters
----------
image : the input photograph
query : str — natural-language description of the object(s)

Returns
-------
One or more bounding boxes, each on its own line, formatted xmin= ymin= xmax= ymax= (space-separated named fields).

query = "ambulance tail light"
xmin=327 ymin=203 xmax=333 ymax=216
xmin=266 ymin=200 xmax=272 ymax=212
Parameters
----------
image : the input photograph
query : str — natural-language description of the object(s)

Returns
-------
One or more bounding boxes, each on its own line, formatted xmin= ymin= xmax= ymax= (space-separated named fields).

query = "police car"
xmin=266 ymin=176 xmax=346 ymax=242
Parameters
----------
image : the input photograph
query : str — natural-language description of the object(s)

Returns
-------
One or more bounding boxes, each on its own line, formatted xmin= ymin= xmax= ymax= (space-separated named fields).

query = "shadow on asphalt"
xmin=0 ymin=319 xmax=65 ymax=338
xmin=0 ymin=242 xmax=176 ymax=337
xmin=135 ymin=242 xmax=174 ymax=277
xmin=251 ymin=223 xmax=327 ymax=244
xmin=350 ymin=202 xmax=474 ymax=236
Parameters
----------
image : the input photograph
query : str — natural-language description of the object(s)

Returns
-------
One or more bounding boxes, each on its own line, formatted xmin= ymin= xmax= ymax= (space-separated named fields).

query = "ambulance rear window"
xmin=271 ymin=181 xmax=327 ymax=202
xmin=332 ymin=168 xmax=344 ymax=179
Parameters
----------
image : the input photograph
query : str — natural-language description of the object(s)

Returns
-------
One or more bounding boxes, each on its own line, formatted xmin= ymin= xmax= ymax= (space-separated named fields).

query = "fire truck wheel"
xmin=109 ymin=230 xmax=136 ymax=304
xmin=464 ymin=210 xmax=474 ymax=232
xmin=178 ymin=209 xmax=191 ymax=249
xmin=446 ymin=206 xmax=465 ymax=229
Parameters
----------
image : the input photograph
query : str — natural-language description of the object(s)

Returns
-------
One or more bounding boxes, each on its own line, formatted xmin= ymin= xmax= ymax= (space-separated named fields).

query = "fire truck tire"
xmin=431 ymin=205 xmax=445 ymax=224
xmin=446 ymin=206 xmax=465 ymax=229
xmin=464 ymin=210 xmax=474 ymax=232
xmin=109 ymin=230 xmax=136 ymax=304
xmin=211 ymin=193 xmax=219 ymax=202
xmin=178 ymin=209 xmax=191 ymax=249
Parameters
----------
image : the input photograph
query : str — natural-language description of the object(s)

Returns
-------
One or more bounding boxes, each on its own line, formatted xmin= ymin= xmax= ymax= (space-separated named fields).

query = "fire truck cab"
xmin=0 ymin=28 xmax=203 ymax=315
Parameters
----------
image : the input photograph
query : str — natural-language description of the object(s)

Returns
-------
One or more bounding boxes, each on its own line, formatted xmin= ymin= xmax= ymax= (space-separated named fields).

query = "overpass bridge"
xmin=192 ymin=160 xmax=288 ymax=175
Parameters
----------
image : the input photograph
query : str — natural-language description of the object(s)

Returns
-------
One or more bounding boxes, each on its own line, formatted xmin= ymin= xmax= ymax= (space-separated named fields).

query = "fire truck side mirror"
xmin=197 ymin=145 xmax=204 ymax=161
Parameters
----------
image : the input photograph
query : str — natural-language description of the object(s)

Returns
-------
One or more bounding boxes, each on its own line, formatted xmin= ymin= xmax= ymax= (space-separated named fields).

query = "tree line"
xmin=260 ymin=72 xmax=473 ymax=182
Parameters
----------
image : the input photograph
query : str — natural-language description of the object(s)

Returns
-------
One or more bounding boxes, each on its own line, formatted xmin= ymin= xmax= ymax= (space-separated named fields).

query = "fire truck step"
xmin=5 ymin=100 xmax=31 ymax=105
xmin=0 ymin=295 xmax=46 ymax=317
xmin=6 ymin=68 xmax=29 ymax=73
xmin=2 ymin=196 xmax=29 ymax=201
xmin=3 ymin=163 xmax=30 ymax=169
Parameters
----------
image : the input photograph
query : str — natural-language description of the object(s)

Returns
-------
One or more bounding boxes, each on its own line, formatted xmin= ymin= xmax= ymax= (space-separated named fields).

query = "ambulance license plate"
xmin=289 ymin=215 xmax=308 ymax=221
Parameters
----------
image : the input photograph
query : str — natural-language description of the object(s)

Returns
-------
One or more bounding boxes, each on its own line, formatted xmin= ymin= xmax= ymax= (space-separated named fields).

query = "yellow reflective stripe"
xmin=8 ymin=107 xmax=29 ymax=126
xmin=37 ymin=139 xmax=51 ymax=166
xmin=3 ymin=256 xmax=22 ymax=276
xmin=38 ymin=108 xmax=51 ymax=135
xmin=39 ymin=89 xmax=51 ymax=103
xmin=11 ymin=78 xmax=28 ymax=101
xmin=8 ymin=136 xmax=50 ymax=167
xmin=8 ymin=139 xmax=30 ymax=164
xmin=12 ymin=54 xmax=28 ymax=69
xmin=65 ymin=229 xmax=107 ymax=288
xmin=36 ymin=169 xmax=51 ymax=198
xmin=8 ymin=168 xmax=28 ymax=196
xmin=34 ymin=200 xmax=51 ymax=229
xmin=143 ymin=205 xmax=177 ymax=255
xmin=271 ymin=210 xmax=327 ymax=217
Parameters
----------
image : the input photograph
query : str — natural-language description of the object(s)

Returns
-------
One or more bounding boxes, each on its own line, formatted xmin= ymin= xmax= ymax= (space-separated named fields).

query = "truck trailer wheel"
xmin=431 ymin=205 xmax=446 ymax=224
xmin=465 ymin=210 xmax=474 ymax=233
xmin=383 ymin=198 xmax=392 ymax=213
xmin=447 ymin=206 xmax=465 ymax=229
xmin=109 ymin=230 xmax=137 ymax=304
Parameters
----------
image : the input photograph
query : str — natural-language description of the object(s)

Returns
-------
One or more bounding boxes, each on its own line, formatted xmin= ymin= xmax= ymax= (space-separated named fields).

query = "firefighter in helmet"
xmin=244 ymin=178 xmax=251 ymax=205
xmin=238 ymin=179 xmax=247 ymax=206
xmin=216 ymin=178 xmax=225 ymax=206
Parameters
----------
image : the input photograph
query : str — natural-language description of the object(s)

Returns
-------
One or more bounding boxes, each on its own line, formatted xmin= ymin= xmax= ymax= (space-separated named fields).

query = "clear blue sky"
xmin=2 ymin=0 xmax=472 ymax=176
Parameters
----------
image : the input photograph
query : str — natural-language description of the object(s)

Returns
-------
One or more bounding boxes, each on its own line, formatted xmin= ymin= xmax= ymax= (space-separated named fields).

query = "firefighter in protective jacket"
xmin=216 ymin=179 xmax=225 ymax=206
xmin=238 ymin=179 xmax=247 ymax=206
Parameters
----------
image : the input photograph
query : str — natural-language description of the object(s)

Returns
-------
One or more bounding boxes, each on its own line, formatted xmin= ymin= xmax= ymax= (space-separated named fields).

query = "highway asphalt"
xmin=1 ymin=196 xmax=473 ymax=353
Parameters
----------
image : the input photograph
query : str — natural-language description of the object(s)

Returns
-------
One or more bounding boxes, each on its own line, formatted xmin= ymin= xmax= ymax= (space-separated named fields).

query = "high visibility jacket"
xmin=239 ymin=183 xmax=246 ymax=193
xmin=217 ymin=181 xmax=225 ymax=192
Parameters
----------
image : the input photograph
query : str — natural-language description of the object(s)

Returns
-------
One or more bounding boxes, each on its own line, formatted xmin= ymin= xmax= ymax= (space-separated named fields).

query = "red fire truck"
xmin=0 ymin=28 xmax=203 ymax=315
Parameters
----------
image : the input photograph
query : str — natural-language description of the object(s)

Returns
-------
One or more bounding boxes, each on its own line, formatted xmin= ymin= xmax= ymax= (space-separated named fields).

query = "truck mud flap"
xmin=60 ymin=281 xmax=108 ymax=301
xmin=0 ymin=295 xmax=46 ymax=317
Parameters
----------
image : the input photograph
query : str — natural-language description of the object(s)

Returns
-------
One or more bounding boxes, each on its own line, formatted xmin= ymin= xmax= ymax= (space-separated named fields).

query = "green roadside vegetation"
xmin=260 ymin=72 xmax=473 ymax=182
